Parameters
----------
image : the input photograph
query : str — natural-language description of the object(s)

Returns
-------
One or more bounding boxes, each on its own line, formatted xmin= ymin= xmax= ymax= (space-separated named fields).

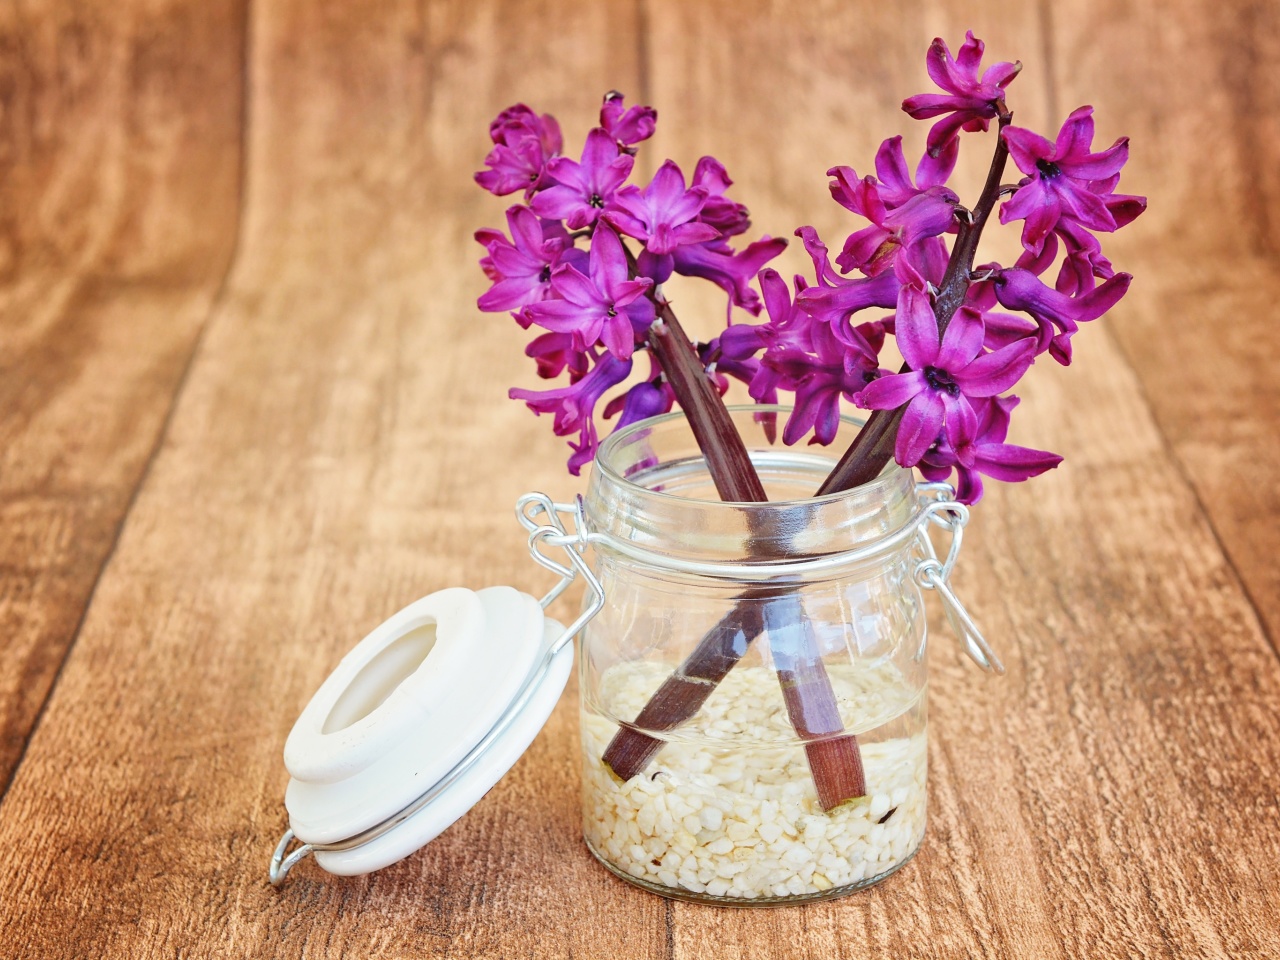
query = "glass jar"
xmin=577 ymin=406 xmax=930 ymax=905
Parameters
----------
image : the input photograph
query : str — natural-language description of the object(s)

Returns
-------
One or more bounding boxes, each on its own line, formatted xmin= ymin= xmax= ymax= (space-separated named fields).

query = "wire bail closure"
xmin=913 ymin=482 xmax=1003 ymax=674
xmin=516 ymin=492 xmax=606 ymax=646
xmin=268 ymin=493 xmax=604 ymax=888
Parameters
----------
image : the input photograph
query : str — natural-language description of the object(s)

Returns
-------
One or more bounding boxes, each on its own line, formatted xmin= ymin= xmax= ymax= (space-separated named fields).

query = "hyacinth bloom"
xmin=1000 ymin=107 xmax=1131 ymax=254
xmin=523 ymin=330 xmax=589 ymax=380
xmin=601 ymin=373 xmax=671 ymax=429
xmin=606 ymin=160 xmax=720 ymax=281
xmin=524 ymin=225 xmax=654 ymax=360
xmin=721 ymin=269 xmax=882 ymax=446
xmin=792 ymin=226 xmax=907 ymax=348
xmin=691 ymin=156 xmax=751 ymax=237
xmin=670 ymin=236 xmax=787 ymax=319
xmin=828 ymin=174 xmax=958 ymax=277
xmin=759 ymin=320 xmax=882 ymax=447
xmin=510 ymin=351 xmax=632 ymax=475
xmin=476 ymin=104 xmax=563 ymax=197
xmin=718 ymin=268 xmax=812 ymax=364
xmin=722 ymin=268 xmax=819 ymax=411
xmin=474 ymin=206 xmax=573 ymax=313
xmin=992 ymin=266 xmax=1131 ymax=364
xmin=530 ymin=128 xmax=635 ymax=229
xmin=919 ymin=396 xmax=1063 ymax=503
xmin=857 ymin=283 xmax=1036 ymax=465
xmin=600 ymin=91 xmax=657 ymax=147
xmin=902 ymin=31 xmax=1021 ymax=156
xmin=476 ymin=94 xmax=786 ymax=472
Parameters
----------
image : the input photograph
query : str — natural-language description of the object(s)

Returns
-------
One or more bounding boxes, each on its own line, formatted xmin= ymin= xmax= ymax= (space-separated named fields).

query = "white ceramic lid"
xmin=281 ymin=585 xmax=573 ymax=875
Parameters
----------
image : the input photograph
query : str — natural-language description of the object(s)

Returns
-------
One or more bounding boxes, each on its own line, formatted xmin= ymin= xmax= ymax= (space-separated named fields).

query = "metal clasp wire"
xmin=516 ymin=492 xmax=606 ymax=655
xmin=913 ymin=482 xmax=1004 ymax=674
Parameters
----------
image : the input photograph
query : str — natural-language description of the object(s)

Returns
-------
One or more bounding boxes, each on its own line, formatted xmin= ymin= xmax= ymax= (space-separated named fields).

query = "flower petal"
xmin=895 ymin=392 xmax=946 ymax=465
xmin=1002 ymin=126 xmax=1055 ymax=176
xmin=856 ymin=370 xmax=927 ymax=410
xmin=894 ymin=284 xmax=942 ymax=369
xmin=935 ymin=305 xmax=985 ymax=370
xmin=581 ymin=127 xmax=620 ymax=172
xmin=953 ymin=338 xmax=1036 ymax=396
xmin=974 ymin=441 xmax=1063 ymax=481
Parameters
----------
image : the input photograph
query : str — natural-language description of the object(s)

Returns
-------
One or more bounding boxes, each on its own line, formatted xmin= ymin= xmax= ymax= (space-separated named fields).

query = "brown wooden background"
xmin=1 ymin=1 xmax=1278 ymax=957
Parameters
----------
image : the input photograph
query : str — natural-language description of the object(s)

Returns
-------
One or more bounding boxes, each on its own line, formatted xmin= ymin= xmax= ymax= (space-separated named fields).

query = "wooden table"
xmin=3 ymin=1 xmax=1278 ymax=956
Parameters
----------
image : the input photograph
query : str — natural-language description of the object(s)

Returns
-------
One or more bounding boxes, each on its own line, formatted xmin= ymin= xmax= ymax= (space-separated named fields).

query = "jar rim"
xmin=594 ymin=404 xmax=909 ymax=509
xmin=585 ymin=404 xmax=924 ymax=578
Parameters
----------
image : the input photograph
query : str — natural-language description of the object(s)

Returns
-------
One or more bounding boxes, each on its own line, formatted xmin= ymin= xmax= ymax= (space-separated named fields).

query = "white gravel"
xmin=581 ymin=662 xmax=927 ymax=901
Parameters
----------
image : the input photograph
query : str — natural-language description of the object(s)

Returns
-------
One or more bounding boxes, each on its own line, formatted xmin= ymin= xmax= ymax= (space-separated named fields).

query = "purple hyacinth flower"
xmin=999 ymin=106 xmax=1131 ymax=255
xmin=856 ymin=283 xmax=1036 ymax=466
xmin=760 ymin=319 xmax=882 ymax=447
xmin=718 ymin=268 xmax=814 ymax=363
xmin=719 ymin=268 xmax=824 ymax=410
xmin=510 ymin=351 xmax=633 ymax=475
xmin=671 ymin=235 xmax=788 ymax=319
xmin=918 ymin=396 xmax=1063 ymax=504
xmin=827 ymin=140 xmax=960 ymax=276
xmin=703 ymin=338 xmax=770 ymax=400
xmin=602 ymin=376 xmax=673 ymax=429
xmin=476 ymin=104 xmax=564 ymax=197
xmin=606 ymin=160 xmax=720 ymax=282
xmin=600 ymin=91 xmax=657 ymax=147
xmin=488 ymin=104 xmax=563 ymax=154
xmin=524 ymin=225 xmax=655 ymax=360
xmin=726 ymin=269 xmax=883 ymax=446
xmin=475 ymin=206 xmax=576 ymax=313
xmin=792 ymin=226 xmax=901 ymax=340
xmin=523 ymin=331 xmax=589 ymax=381
xmin=870 ymin=134 xmax=958 ymax=200
xmin=530 ymin=128 xmax=635 ymax=230
xmin=902 ymin=32 xmax=1021 ymax=157
xmin=992 ymin=266 xmax=1132 ymax=364
xmin=691 ymin=157 xmax=752 ymax=237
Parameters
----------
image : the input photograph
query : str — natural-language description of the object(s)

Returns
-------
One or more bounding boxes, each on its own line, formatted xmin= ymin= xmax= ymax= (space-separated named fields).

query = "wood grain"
xmin=1049 ymin=0 xmax=1280 ymax=649
xmin=0 ymin=0 xmax=244 ymax=788
xmin=0 ymin=0 xmax=1278 ymax=957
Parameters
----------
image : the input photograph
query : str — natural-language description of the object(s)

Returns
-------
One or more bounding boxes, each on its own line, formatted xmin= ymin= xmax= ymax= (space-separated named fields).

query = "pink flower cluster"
xmin=476 ymin=96 xmax=785 ymax=473
xmin=722 ymin=31 xmax=1145 ymax=501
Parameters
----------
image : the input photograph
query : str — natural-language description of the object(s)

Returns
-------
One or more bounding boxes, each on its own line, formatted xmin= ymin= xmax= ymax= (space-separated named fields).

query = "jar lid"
xmin=277 ymin=584 xmax=573 ymax=877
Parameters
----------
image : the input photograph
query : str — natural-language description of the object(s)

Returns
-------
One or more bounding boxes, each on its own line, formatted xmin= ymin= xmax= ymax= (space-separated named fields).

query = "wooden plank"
xmin=0 ymin=2 xmax=668 ymax=958
xmin=1048 ymin=0 xmax=1280 ymax=647
xmin=0 ymin=0 xmax=245 ymax=789
xmin=641 ymin=2 xmax=1280 ymax=958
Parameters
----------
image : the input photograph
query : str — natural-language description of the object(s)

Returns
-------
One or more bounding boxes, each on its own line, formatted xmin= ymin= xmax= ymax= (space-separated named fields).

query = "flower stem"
xmin=609 ymin=294 xmax=867 ymax=810
xmin=646 ymin=305 xmax=766 ymax=503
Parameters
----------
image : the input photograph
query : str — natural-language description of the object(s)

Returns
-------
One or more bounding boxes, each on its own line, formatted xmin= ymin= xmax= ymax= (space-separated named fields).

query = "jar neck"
xmin=584 ymin=406 xmax=919 ymax=569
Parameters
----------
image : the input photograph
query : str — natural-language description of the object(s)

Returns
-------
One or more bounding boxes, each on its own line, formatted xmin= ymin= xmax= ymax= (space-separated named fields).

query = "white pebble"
xmin=758 ymin=822 xmax=784 ymax=844
xmin=869 ymin=794 xmax=892 ymax=821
